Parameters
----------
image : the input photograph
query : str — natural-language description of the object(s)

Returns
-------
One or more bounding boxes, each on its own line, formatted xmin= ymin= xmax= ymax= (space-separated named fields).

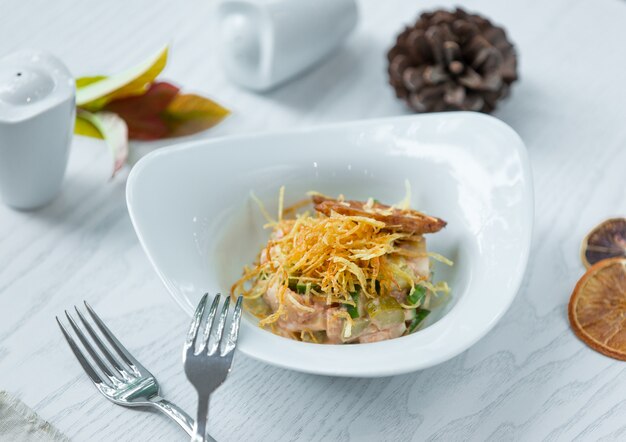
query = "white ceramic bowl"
xmin=127 ymin=113 xmax=533 ymax=377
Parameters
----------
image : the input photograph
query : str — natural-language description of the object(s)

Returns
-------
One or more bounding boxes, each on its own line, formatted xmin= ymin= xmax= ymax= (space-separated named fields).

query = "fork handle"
xmin=150 ymin=398 xmax=195 ymax=437
xmin=192 ymin=393 xmax=211 ymax=442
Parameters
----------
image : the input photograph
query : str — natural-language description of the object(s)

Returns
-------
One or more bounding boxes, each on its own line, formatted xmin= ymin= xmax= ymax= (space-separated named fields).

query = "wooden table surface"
xmin=1 ymin=0 xmax=625 ymax=440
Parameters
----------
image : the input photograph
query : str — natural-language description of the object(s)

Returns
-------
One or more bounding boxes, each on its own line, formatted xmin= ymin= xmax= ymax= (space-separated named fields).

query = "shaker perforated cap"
xmin=0 ymin=50 xmax=74 ymax=122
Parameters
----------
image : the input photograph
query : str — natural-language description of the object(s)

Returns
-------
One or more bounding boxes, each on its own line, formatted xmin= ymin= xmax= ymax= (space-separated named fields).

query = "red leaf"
xmin=103 ymin=81 xmax=179 ymax=140
xmin=100 ymin=80 xmax=229 ymax=141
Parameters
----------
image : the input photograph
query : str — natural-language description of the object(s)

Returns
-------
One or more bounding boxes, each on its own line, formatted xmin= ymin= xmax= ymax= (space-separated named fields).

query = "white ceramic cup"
xmin=0 ymin=51 xmax=75 ymax=210
xmin=217 ymin=0 xmax=358 ymax=91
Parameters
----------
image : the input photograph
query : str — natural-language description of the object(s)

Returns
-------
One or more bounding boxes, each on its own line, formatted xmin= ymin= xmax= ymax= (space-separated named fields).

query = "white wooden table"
xmin=1 ymin=0 xmax=625 ymax=440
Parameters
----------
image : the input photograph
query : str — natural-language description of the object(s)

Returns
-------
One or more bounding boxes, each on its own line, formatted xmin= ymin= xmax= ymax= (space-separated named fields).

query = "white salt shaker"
xmin=0 ymin=51 xmax=75 ymax=210
xmin=217 ymin=0 xmax=358 ymax=91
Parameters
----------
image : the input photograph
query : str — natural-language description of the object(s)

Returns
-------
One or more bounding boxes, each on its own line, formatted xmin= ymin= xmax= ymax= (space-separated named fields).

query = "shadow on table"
xmin=26 ymin=170 xmax=133 ymax=241
xmin=261 ymin=34 xmax=388 ymax=114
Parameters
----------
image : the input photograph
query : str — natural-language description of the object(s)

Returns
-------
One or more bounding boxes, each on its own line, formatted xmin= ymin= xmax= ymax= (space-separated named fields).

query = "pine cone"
xmin=387 ymin=8 xmax=518 ymax=113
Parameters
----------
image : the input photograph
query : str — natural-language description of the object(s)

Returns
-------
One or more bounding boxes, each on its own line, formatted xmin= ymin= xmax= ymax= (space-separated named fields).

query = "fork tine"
xmin=84 ymin=302 xmax=145 ymax=376
xmin=57 ymin=317 xmax=109 ymax=387
xmin=222 ymin=296 xmax=244 ymax=356
xmin=207 ymin=296 xmax=230 ymax=355
xmin=185 ymin=293 xmax=209 ymax=351
xmin=198 ymin=294 xmax=221 ymax=352
xmin=63 ymin=312 xmax=118 ymax=383
xmin=74 ymin=306 xmax=133 ymax=380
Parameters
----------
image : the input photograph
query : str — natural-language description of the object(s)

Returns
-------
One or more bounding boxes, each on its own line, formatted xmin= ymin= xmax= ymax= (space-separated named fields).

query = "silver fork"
xmin=56 ymin=301 xmax=196 ymax=437
xmin=183 ymin=293 xmax=243 ymax=442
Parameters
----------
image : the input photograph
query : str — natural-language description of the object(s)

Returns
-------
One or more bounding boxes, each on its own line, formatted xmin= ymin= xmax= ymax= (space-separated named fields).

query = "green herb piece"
xmin=408 ymin=308 xmax=430 ymax=333
xmin=408 ymin=285 xmax=426 ymax=306
xmin=344 ymin=291 xmax=359 ymax=318
xmin=290 ymin=281 xmax=320 ymax=294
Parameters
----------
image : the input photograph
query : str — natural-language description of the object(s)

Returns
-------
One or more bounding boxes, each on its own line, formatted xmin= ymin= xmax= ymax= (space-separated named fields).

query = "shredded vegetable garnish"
xmin=231 ymin=188 xmax=452 ymax=344
xmin=277 ymin=185 xmax=285 ymax=222
xmin=250 ymin=191 xmax=276 ymax=226
xmin=427 ymin=252 xmax=454 ymax=266
xmin=396 ymin=179 xmax=412 ymax=210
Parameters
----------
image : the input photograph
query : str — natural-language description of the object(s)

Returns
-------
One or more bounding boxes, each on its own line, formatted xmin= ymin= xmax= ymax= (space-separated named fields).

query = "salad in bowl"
xmin=232 ymin=189 xmax=452 ymax=344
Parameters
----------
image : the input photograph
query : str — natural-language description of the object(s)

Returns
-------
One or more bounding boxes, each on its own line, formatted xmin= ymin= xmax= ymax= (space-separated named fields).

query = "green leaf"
xmin=76 ymin=109 xmax=129 ymax=176
xmin=163 ymin=92 xmax=230 ymax=137
xmin=76 ymin=46 xmax=169 ymax=111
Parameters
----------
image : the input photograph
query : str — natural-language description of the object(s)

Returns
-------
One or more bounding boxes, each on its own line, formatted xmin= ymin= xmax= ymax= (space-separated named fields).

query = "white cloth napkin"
xmin=0 ymin=391 xmax=68 ymax=441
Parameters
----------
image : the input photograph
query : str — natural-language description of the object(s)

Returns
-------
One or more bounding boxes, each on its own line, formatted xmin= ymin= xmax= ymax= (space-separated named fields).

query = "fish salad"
xmin=231 ymin=189 xmax=452 ymax=344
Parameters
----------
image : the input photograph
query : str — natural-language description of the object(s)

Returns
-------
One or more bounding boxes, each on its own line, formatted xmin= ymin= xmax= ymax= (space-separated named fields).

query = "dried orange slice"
xmin=581 ymin=218 xmax=626 ymax=268
xmin=568 ymin=257 xmax=626 ymax=360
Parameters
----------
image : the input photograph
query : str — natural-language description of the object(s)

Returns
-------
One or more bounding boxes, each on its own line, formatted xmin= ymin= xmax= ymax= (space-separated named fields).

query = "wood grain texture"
xmin=1 ymin=0 xmax=625 ymax=441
